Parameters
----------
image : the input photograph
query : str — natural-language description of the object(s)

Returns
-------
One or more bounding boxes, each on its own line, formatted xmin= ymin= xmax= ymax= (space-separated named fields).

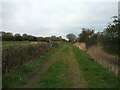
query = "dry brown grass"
xmin=74 ymin=42 xmax=86 ymax=51
xmin=75 ymin=42 xmax=118 ymax=75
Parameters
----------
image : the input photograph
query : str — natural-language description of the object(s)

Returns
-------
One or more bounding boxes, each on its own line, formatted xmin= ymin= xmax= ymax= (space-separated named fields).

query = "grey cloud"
xmin=1 ymin=1 xmax=118 ymax=39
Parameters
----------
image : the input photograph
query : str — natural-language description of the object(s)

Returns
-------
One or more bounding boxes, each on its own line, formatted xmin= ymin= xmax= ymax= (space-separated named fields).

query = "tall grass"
xmin=72 ymin=45 xmax=118 ymax=88
xmin=75 ymin=42 xmax=118 ymax=75
xmin=87 ymin=45 xmax=118 ymax=75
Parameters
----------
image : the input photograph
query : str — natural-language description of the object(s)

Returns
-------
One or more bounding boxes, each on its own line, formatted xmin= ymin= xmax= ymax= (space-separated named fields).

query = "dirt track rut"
xmin=68 ymin=47 xmax=87 ymax=88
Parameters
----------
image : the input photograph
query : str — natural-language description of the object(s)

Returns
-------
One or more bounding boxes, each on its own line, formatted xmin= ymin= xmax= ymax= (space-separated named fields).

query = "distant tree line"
xmin=66 ymin=29 xmax=98 ymax=47
xmin=1 ymin=32 xmax=66 ymax=42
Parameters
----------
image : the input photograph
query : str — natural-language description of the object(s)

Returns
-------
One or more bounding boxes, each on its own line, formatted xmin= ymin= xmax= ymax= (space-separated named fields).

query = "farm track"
xmin=22 ymin=44 xmax=87 ymax=88
xmin=68 ymin=47 xmax=87 ymax=88
xmin=22 ymin=46 xmax=64 ymax=88
xmin=3 ymin=43 xmax=118 ymax=88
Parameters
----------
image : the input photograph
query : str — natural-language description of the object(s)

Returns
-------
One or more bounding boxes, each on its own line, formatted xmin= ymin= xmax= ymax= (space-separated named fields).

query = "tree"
xmin=2 ymin=32 xmax=13 ymax=41
xmin=22 ymin=33 xmax=28 ymax=40
xmin=66 ymin=33 xmax=76 ymax=43
xmin=14 ymin=33 xmax=22 ymax=41
xmin=100 ymin=18 xmax=119 ymax=56
xmin=59 ymin=36 xmax=62 ymax=40
xmin=51 ymin=36 xmax=63 ymax=41
xmin=50 ymin=35 xmax=57 ymax=41
xmin=78 ymin=28 xmax=98 ymax=49
xmin=27 ymin=35 xmax=37 ymax=41
xmin=38 ymin=37 xmax=45 ymax=42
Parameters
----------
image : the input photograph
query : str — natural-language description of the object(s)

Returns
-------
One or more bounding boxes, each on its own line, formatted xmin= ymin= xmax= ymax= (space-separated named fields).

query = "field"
xmin=2 ymin=41 xmax=31 ymax=47
xmin=3 ymin=42 xmax=119 ymax=88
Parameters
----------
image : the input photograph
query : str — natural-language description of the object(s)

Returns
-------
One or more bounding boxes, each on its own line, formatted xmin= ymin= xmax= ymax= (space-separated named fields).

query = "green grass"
xmin=2 ymin=43 xmax=119 ymax=88
xmin=33 ymin=60 xmax=70 ymax=88
xmin=2 ymin=41 xmax=31 ymax=47
xmin=71 ymin=44 xmax=118 ymax=88
xmin=2 ymin=45 xmax=61 ymax=88
xmin=33 ymin=44 xmax=70 ymax=88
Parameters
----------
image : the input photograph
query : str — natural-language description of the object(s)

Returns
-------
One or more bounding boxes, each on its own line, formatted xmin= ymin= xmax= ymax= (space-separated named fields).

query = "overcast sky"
xmin=0 ymin=0 xmax=119 ymax=39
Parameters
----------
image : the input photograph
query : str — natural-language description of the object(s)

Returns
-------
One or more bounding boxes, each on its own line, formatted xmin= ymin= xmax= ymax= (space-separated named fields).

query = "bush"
xmin=100 ymin=21 xmax=119 ymax=56
xmin=78 ymin=28 xmax=98 ymax=49
xmin=2 ymin=43 xmax=51 ymax=73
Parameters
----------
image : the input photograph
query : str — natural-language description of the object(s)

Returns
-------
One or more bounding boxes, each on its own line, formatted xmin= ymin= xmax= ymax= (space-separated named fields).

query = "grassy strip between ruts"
xmin=71 ymin=44 xmax=119 ymax=88
xmin=32 ymin=44 xmax=70 ymax=88
xmin=2 ymin=45 xmax=61 ymax=88
xmin=32 ymin=60 xmax=70 ymax=88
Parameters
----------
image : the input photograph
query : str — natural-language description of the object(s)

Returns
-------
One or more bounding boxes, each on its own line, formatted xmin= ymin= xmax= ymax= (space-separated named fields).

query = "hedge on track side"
xmin=2 ymin=43 xmax=51 ymax=73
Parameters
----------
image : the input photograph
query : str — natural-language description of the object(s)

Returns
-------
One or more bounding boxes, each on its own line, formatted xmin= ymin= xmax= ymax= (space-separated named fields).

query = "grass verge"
xmin=33 ymin=60 xmax=70 ymax=88
xmin=72 ymin=44 xmax=118 ymax=88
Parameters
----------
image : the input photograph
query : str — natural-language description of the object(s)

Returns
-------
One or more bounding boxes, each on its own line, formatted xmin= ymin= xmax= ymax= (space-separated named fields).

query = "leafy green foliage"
xmin=1 ymin=32 xmax=13 ymax=41
xmin=100 ymin=18 xmax=120 ymax=56
xmin=66 ymin=33 xmax=77 ymax=43
xmin=22 ymin=34 xmax=29 ymax=41
xmin=78 ymin=28 xmax=98 ymax=49
xmin=14 ymin=33 xmax=23 ymax=41
xmin=1 ymin=31 xmax=65 ymax=42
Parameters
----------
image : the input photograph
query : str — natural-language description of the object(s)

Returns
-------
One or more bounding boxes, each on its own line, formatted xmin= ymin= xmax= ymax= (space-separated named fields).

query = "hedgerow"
xmin=2 ymin=43 xmax=51 ymax=73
